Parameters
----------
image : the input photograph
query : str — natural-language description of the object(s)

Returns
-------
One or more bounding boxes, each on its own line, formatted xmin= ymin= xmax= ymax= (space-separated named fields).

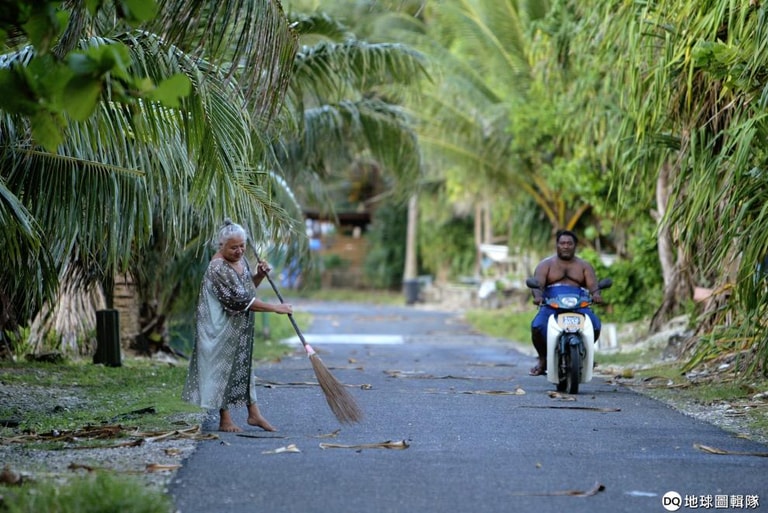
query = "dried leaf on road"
xmin=693 ymin=443 xmax=768 ymax=457
xmin=256 ymin=379 xmax=318 ymax=388
xmin=236 ymin=433 xmax=287 ymax=440
xmin=319 ymin=440 xmax=410 ymax=450
xmin=548 ymin=391 xmax=577 ymax=401
xmin=313 ymin=429 xmax=341 ymax=439
xmin=262 ymin=444 xmax=301 ymax=454
xmin=461 ymin=387 xmax=525 ymax=396
xmin=510 ymin=481 xmax=606 ymax=497
xmin=521 ymin=406 xmax=621 ymax=412
xmin=384 ymin=369 xmax=509 ymax=381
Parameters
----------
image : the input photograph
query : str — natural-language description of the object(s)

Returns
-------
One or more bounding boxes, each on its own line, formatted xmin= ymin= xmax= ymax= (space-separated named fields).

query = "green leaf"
xmin=68 ymin=44 xmax=133 ymax=81
xmin=119 ymin=0 xmax=158 ymax=25
xmin=30 ymin=109 xmax=64 ymax=152
xmin=63 ymin=75 xmax=103 ymax=121
xmin=85 ymin=0 xmax=104 ymax=16
xmin=21 ymin=3 xmax=68 ymax=55
xmin=67 ymin=52 xmax=99 ymax=76
xmin=0 ymin=67 xmax=39 ymax=115
xmin=98 ymin=43 xmax=132 ymax=81
xmin=148 ymin=73 xmax=191 ymax=108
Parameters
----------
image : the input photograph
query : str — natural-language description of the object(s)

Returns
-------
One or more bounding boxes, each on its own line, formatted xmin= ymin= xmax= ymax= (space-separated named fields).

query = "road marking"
xmin=282 ymin=334 xmax=404 ymax=345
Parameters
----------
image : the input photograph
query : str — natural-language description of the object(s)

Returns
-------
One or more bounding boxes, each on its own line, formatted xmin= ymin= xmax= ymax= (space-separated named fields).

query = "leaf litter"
xmin=319 ymin=440 xmax=410 ymax=450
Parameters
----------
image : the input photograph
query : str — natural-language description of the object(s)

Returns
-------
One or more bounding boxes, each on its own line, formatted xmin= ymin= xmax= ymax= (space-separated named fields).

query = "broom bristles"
xmin=310 ymin=353 xmax=363 ymax=424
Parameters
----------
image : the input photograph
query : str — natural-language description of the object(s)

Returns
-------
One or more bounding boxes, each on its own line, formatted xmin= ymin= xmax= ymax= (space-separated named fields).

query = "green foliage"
xmin=363 ymin=201 xmax=408 ymax=289
xmin=417 ymin=209 xmax=475 ymax=279
xmin=582 ymin=244 xmax=663 ymax=323
xmin=2 ymin=472 xmax=171 ymax=513
xmin=0 ymin=0 xmax=180 ymax=150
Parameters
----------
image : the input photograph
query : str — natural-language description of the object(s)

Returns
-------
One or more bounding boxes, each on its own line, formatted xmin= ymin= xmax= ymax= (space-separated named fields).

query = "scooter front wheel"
xmin=556 ymin=349 xmax=568 ymax=392
xmin=566 ymin=344 xmax=581 ymax=394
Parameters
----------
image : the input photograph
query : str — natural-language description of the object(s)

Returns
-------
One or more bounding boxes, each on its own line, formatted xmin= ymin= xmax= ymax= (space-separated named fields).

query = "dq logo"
xmin=662 ymin=491 xmax=682 ymax=511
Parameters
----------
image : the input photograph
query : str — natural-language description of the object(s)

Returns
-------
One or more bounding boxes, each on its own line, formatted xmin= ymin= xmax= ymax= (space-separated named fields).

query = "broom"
xmin=251 ymin=250 xmax=363 ymax=424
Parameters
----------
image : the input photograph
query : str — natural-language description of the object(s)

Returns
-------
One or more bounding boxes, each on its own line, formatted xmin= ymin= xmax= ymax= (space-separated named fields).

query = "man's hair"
xmin=555 ymin=229 xmax=578 ymax=245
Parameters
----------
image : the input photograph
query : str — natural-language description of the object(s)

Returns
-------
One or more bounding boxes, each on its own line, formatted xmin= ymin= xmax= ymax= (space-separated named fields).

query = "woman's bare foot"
xmin=219 ymin=421 xmax=243 ymax=432
xmin=247 ymin=415 xmax=276 ymax=432
xmin=219 ymin=409 xmax=243 ymax=432
xmin=247 ymin=403 xmax=277 ymax=432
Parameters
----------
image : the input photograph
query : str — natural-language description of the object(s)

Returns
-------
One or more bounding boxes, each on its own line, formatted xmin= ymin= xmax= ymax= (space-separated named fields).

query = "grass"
xmin=0 ymin=359 xmax=199 ymax=436
xmin=464 ymin=308 xmax=532 ymax=344
xmin=2 ymin=472 xmax=172 ymax=513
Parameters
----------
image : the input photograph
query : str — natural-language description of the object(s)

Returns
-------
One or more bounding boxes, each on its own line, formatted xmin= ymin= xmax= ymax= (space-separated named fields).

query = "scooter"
xmin=525 ymin=277 xmax=612 ymax=394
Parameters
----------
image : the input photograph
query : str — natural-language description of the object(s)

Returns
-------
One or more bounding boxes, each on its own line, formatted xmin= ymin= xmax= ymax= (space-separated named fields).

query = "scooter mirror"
xmin=597 ymin=278 xmax=613 ymax=290
xmin=525 ymin=277 xmax=541 ymax=289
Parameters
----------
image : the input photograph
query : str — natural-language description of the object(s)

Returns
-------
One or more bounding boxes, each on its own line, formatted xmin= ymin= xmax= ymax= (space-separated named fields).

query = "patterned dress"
xmin=182 ymin=257 xmax=259 ymax=409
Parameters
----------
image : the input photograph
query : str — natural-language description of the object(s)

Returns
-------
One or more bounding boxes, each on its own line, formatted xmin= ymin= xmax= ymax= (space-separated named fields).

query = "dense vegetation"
xmin=2 ymin=0 xmax=767 ymax=380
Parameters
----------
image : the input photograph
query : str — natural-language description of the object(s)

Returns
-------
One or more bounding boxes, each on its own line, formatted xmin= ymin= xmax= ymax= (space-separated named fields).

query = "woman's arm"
xmin=248 ymin=298 xmax=292 ymax=315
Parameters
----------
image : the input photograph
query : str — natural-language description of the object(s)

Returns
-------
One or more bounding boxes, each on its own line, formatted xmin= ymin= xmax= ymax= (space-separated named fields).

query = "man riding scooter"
xmin=529 ymin=230 xmax=603 ymax=376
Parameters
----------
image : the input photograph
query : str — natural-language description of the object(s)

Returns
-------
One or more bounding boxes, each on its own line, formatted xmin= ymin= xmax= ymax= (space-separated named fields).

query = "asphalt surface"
xmin=169 ymin=300 xmax=768 ymax=513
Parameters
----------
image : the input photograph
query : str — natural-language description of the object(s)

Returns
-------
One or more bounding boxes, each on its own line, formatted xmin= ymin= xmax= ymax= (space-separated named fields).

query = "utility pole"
xmin=404 ymin=193 xmax=419 ymax=304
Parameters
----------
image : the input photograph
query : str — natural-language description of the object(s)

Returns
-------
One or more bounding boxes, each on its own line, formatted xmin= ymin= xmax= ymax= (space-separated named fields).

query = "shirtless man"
xmin=529 ymin=230 xmax=603 ymax=376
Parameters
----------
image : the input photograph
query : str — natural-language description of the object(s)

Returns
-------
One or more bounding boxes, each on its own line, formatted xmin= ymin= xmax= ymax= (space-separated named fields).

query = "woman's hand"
xmin=256 ymin=261 xmax=272 ymax=276
xmin=274 ymin=303 xmax=293 ymax=315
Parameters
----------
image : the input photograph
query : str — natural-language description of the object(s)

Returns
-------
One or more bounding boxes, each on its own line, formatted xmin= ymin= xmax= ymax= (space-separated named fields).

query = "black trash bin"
xmin=94 ymin=309 xmax=122 ymax=367
xmin=404 ymin=279 xmax=420 ymax=305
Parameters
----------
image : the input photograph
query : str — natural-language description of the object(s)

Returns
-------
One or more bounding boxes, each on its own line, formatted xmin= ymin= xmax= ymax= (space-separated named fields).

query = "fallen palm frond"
xmin=460 ymin=388 xmax=526 ymax=396
xmin=139 ymin=425 xmax=218 ymax=443
xmin=520 ymin=406 xmax=621 ymax=413
xmin=256 ymin=379 xmax=320 ymax=388
xmin=509 ymin=481 xmax=606 ymax=497
xmin=693 ymin=443 xmax=768 ymax=457
xmin=384 ymin=370 xmax=510 ymax=380
xmin=319 ymin=439 xmax=410 ymax=450
xmin=1 ymin=424 xmax=217 ymax=447
xmin=236 ymin=433 xmax=288 ymax=440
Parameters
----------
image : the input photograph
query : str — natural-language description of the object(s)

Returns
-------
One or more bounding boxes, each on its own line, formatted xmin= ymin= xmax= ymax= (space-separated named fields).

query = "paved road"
xmin=170 ymin=301 xmax=768 ymax=513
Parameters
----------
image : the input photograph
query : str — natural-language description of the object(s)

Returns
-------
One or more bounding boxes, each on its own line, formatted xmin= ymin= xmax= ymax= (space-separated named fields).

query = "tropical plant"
xmin=0 ymin=0 xmax=300 ymax=355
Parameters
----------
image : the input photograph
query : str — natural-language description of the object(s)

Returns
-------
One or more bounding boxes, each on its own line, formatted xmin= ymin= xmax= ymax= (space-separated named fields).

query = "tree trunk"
xmin=650 ymin=161 xmax=692 ymax=332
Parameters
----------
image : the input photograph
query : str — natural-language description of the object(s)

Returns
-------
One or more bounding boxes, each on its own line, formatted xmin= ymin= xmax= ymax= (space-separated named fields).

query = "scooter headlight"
xmin=560 ymin=296 xmax=579 ymax=308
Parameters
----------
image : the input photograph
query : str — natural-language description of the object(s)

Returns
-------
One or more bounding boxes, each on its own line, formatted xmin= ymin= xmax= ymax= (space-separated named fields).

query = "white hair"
xmin=216 ymin=219 xmax=248 ymax=248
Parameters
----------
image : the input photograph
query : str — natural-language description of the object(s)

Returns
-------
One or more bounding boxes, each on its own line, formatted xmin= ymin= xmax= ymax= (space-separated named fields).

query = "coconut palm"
xmin=0 ymin=0 xmax=299 ymax=354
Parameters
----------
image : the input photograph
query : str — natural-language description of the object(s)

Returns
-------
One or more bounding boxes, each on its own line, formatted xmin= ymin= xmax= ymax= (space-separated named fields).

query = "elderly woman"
xmin=182 ymin=220 xmax=293 ymax=432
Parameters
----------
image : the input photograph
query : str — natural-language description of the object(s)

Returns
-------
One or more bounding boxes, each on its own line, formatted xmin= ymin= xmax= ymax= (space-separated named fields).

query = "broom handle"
xmin=251 ymin=251 xmax=310 ymax=350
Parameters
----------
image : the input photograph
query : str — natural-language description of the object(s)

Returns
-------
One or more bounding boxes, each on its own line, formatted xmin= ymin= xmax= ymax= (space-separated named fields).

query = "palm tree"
xmin=0 ymin=0 xmax=299 ymax=355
